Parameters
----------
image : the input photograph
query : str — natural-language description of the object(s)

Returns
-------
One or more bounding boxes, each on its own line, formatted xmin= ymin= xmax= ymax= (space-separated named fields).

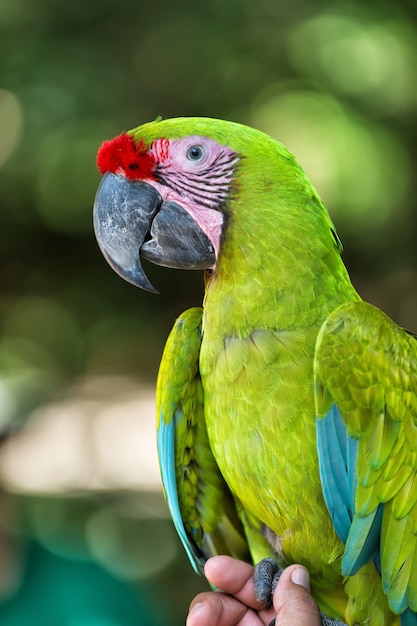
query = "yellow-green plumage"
xmin=94 ymin=117 xmax=417 ymax=625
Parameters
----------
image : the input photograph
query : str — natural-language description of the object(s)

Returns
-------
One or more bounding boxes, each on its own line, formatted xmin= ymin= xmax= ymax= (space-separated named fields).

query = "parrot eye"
xmin=186 ymin=145 xmax=205 ymax=161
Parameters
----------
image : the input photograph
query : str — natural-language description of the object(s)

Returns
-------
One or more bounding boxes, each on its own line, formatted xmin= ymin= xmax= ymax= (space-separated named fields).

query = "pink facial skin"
xmin=97 ymin=133 xmax=240 ymax=260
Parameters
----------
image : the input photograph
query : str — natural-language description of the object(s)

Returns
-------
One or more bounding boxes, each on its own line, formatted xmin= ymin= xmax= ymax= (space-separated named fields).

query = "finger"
xmin=204 ymin=556 xmax=267 ymax=611
xmin=187 ymin=591 xmax=259 ymax=626
xmin=273 ymin=564 xmax=321 ymax=626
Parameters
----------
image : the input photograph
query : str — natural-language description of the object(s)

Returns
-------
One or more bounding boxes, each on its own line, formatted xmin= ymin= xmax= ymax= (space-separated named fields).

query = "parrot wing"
xmin=315 ymin=300 xmax=417 ymax=617
xmin=156 ymin=307 xmax=250 ymax=575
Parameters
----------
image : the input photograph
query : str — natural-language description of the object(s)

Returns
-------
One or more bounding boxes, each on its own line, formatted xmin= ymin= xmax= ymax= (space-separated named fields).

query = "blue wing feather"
xmin=316 ymin=403 xmax=358 ymax=544
xmin=342 ymin=505 xmax=383 ymax=576
xmin=401 ymin=609 xmax=417 ymax=626
xmin=316 ymin=403 xmax=384 ymax=576
xmin=157 ymin=409 xmax=205 ymax=574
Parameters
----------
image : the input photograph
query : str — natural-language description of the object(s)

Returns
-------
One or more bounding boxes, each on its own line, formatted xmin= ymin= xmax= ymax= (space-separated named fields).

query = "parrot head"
xmin=93 ymin=117 xmax=340 ymax=293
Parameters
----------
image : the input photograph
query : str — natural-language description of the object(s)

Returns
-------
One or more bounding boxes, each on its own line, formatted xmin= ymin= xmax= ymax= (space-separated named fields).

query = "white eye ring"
xmin=186 ymin=145 xmax=205 ymax=161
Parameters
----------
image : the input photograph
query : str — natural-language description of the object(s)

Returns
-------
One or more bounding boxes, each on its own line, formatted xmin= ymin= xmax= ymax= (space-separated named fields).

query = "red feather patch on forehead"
xmin=96 ymin=133 xmax=157 ymax=180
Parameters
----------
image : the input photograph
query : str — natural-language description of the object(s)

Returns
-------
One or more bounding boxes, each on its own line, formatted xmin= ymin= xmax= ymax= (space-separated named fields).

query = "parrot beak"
xmin=93 ymin=173 xmax=216 ymax=292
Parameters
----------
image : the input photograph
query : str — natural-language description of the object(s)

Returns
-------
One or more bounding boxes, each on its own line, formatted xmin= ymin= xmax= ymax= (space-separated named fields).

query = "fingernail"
xmin=187 ymin=602 xmax=203 ymax=626
xmin=291 ymin=566 xmax=310 ymax=591
xmin=189 ymin=602 xmax=203 ymax=615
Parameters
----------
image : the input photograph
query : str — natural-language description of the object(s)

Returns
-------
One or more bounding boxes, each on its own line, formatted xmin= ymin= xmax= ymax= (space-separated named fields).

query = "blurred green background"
xmin=0 ymin=0 xmax=416 ymax=623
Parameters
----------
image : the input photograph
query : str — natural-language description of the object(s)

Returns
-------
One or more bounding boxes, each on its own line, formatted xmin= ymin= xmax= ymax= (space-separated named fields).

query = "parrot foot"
xmin=254 ymin=558 xmax=347 ymax=626
xmin=254 ymin=557 xmax=283 ymax=608
xmin=268 ymin=617 xmax=347 ymax=626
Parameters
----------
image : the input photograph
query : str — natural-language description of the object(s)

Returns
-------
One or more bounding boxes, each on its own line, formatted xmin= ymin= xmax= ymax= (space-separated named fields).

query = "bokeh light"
xmin=287 ymin=8 xmax=417 ymax=112
xmin=0 ymin=89 xmax=23 ymax=168
xmin=0 ymin=378 xmax=160 ymax=494
xmin=252 ymin=89 xmax=411 ymax=237
xmin=35 ymin=121 xmax=112 ymax=233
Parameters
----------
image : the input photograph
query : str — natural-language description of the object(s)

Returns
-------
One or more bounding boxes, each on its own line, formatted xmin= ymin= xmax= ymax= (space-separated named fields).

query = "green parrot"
xmin=93 ymin=117 xmax=417 ymax=626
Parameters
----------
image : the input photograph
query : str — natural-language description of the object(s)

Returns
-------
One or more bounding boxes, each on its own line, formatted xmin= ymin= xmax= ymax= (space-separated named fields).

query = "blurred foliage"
xmin=0 ymin=0 xmax=417 ymax=621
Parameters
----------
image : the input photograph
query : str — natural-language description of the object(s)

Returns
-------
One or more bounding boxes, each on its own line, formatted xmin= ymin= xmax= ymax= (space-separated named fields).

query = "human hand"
xmin=186 ymin=556 xmax=321 ymax=626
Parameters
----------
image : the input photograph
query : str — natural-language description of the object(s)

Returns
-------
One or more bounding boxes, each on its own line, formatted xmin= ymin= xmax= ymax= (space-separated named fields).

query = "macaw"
xmin=93 ymin=117 xmax=417 ymax=626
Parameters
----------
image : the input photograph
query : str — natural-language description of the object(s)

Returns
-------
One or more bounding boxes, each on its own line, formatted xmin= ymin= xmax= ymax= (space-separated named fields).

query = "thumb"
xmin=272 ymin=565 xmax=321 ymax=626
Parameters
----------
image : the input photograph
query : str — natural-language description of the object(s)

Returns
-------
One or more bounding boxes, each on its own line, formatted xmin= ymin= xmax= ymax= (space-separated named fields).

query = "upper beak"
xmin=93 ymin=173 xmax=216 ymax=292
xmin=93 ymin=173 xmax=161 ymax=292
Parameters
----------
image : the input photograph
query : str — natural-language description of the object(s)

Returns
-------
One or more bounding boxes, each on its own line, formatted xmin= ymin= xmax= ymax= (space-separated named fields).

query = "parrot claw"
xmin=254 ymin=558 xmax=347 ymax=626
